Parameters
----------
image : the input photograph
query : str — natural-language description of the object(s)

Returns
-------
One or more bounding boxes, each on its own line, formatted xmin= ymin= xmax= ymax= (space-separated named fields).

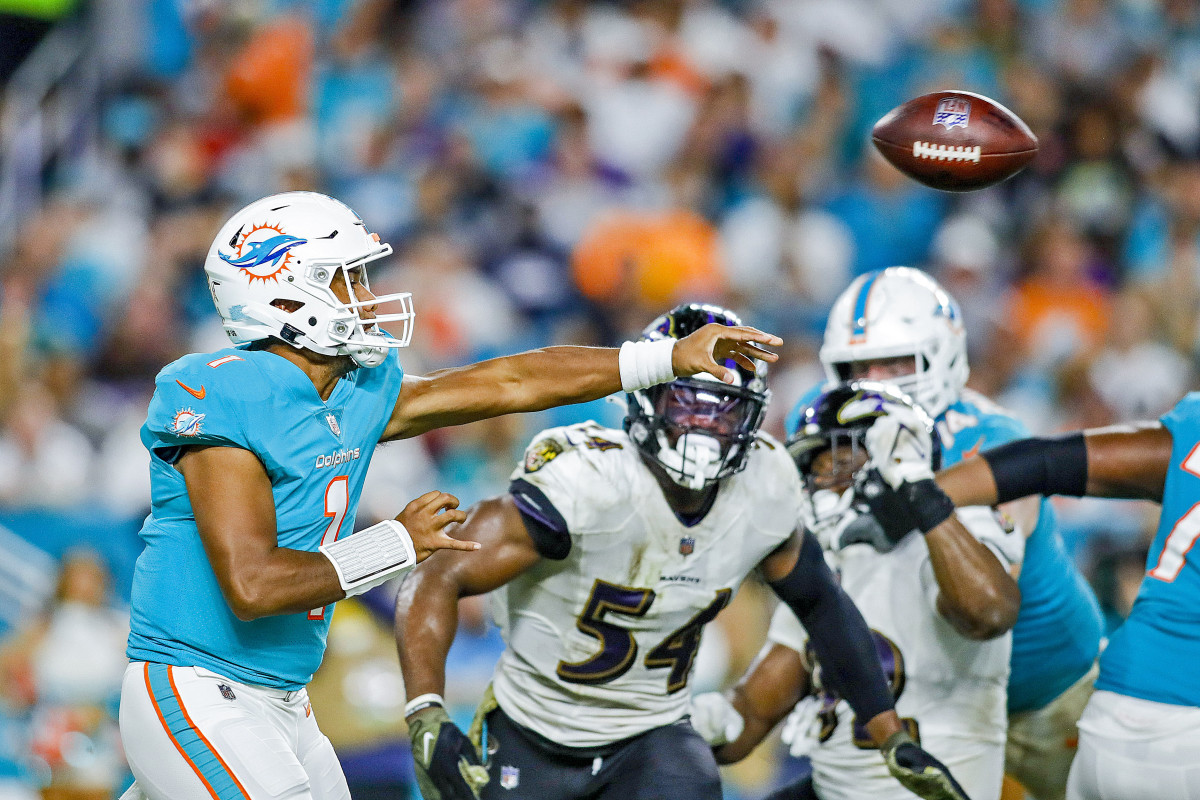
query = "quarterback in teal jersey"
xmin=938 ymin=396 xmax=1200 ymax=800
xmin=781 ymin=268 xmax=1103 ymax=800
xmin=117 ymin=191 xmax=782 ymax=800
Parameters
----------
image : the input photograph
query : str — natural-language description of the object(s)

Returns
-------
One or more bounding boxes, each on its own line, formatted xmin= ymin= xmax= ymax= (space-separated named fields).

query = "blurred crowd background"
xmin=0 ymin=0 xmax=1196 ymax=797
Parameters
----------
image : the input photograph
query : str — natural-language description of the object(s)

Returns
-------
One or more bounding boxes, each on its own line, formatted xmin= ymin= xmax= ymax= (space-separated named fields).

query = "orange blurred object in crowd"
xmin=572 ymin=209 xmax=725 ymax=308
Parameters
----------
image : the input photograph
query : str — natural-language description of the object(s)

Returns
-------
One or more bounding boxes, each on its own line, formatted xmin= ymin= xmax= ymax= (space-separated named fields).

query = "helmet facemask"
xmin=628 ymin=376 xmax=768 ymax=491
xmin=789 ymin=426 xmax=869 ymax=538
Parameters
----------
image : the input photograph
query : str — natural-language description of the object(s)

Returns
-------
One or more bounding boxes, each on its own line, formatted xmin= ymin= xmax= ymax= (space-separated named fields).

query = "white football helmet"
xmin=820 ymin=267 xmax=967 ymax=418
xmin=203 ymin=192 xmax=414 ymax=368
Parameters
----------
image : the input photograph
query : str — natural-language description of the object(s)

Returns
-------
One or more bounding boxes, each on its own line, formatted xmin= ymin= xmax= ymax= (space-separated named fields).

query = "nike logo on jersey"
xmin=176 ymin=379 xmax=206 ymax=399
xmin=423 ymin=731 xmax=436 ymax=765
xmin=962 ymin=437 xmax=985 ymax=460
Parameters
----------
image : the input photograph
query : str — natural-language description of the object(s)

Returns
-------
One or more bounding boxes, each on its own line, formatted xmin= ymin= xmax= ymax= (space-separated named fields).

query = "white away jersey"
xmin=769 ymin=505 xmax=1023 ymax=800
xmin=491 ymin=422 xmax=801 ymax=747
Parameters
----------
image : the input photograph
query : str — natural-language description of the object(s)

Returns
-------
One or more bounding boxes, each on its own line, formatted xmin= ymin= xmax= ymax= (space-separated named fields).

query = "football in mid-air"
xmin=871 ymin=90 xmax=1038 ymax=191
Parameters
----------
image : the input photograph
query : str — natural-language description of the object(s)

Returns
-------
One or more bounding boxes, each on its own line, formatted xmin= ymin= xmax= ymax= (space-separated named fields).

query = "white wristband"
xmin=618 ymin=339 xmax=677 ymax=392
xmin=404 ymin=693 xmax=445 ymax=717
xmin=320 ymin=518 xmax=417 ymax=597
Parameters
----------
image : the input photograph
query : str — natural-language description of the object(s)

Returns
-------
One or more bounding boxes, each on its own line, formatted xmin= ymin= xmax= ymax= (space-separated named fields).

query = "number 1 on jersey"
xmin=1149 ymin=445 xmax=1200 ymax=583
xmin=309 ymin=475 xmax=349 ymax=620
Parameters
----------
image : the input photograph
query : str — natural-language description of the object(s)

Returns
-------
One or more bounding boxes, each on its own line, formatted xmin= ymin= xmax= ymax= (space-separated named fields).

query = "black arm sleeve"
xmin=509 ymin=479 xmax=572 ymax=560
xmin=981 ymin=432 xmax=1088 ymax=504
xmin=767 ymin=531 xmax=894 ymax=724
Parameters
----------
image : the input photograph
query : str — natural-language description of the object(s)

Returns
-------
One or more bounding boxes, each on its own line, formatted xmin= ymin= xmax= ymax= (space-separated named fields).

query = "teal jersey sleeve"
xmin=142 ymin=350 xmax=272 ymax=463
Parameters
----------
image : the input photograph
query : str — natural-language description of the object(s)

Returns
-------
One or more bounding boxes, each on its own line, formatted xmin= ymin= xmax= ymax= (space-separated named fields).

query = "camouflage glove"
xmin=408 ymin=704 xmax=490 ymax=800
xmin=882 ymin=731 xmax=972 ymax=800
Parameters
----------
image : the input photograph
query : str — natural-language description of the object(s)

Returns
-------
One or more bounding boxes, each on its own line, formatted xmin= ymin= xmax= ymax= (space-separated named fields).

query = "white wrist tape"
xmin=404 ymin=693 xmax=445 ymax=717
xmin=618 ymin=339 xmax=677 ymax=392
xmin=320 ymin=519 xmax=417 ymax=597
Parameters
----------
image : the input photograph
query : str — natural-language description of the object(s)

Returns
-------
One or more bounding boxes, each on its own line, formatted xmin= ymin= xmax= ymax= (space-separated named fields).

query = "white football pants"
xmin=119 ymin=662 xmax=350 ymax=800
xmin=1066 ymin=690 xmax=1200 ymax=800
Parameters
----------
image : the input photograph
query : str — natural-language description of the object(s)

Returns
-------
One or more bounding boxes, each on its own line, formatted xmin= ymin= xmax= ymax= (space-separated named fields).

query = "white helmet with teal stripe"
xmin=204 ymin=191 xmax=415 ymax=368
xmin=820 ymin=267 xmax=968 ymax=418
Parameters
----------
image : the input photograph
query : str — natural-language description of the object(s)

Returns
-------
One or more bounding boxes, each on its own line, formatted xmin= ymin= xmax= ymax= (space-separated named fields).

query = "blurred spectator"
xmin=822 ymin=148 xmax=949 ymax=277
xmin=1087 ymin=288 xmax=1192 ymax=422
xmin=1029 ymin=0 xmax=1136 ymax=91
xmin=1005 ymin=217 xmax=1111 ymax=372
xmin=0 ymin=551 xmax=128 ymax=800
xmin=0 ymin=381 xmax=94 ymax=510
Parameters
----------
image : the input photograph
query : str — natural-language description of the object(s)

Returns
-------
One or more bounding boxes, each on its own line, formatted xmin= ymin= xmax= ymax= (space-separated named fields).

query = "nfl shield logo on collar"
xmin=326 ymin=413 xmax=341 ymax=436
xmin=679 ymin=537 xmax=695 ymax=556
xmin=500 ymin=765 xmax=519 ymax=789
xmin=217 ymin=684 xmax=236 ymax=701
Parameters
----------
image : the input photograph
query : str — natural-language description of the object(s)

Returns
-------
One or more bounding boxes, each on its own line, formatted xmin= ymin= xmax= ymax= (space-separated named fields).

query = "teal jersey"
xmin=788 ymin=386 xmax=1103 ymax=713
xmin=1097 ymin=393 xmax=1200 ymax=707
xmin=126 ymin=345 xmax=404 ymax=690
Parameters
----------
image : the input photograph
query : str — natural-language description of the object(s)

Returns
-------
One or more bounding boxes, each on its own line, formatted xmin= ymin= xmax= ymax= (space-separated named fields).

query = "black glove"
xmin=854 ymin=467 xmax=921 ymax=546
xmin=408 ymin=705 xmax=490 ymax=800
xmin=881 ymin=731 xmax=972 ymax=800
xmin=856 ymin=467 xmax=955 ymax=539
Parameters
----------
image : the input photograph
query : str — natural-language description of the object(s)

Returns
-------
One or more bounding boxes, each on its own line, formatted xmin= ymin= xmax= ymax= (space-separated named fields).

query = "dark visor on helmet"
xmin=655 ymin=382 xmax=755 ymax=438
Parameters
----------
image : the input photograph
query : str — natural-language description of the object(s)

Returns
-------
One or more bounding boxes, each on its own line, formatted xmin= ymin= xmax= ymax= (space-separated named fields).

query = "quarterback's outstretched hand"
xmin=397 ymin=491 xmax=479 ymax=562
xmin=408 ymin=705 xmax=490 ymax=800
xmin=672 ymin=323 xmax=782 ymax=385
xmin=864 ymin=398 xmax=936 ymax=490
xmin=882 ymin=732 xmax=972 ymax=800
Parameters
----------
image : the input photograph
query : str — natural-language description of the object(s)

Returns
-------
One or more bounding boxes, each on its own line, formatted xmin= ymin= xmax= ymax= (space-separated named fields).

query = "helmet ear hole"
xmin=271 ymin=299 xmax=305 ymax=313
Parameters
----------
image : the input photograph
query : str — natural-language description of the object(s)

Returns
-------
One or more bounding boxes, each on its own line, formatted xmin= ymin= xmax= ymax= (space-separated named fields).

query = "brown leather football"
xmin=871 ymin=90 xmax=1038 ymax=192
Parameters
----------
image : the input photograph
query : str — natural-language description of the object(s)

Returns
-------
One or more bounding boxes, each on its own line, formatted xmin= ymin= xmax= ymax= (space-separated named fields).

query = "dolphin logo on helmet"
xmin=219 ymin=227 xmax=308 ymax=281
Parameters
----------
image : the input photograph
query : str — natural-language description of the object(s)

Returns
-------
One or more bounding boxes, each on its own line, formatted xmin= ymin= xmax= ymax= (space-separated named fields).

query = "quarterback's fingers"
xmin=432 ymin=509 xmax=469 ymax=528
xmin=412 ymin=491 xmax=461 ymax=513
xmin=726 ymin=350 xmax=760 ymax=376
xmin=721 ymin=336 xmax=780 ymax=361
xmin=433 ymin=529 xmax=481 ymax=552
xmin=721 ymin=325 xmax=783 ymax=348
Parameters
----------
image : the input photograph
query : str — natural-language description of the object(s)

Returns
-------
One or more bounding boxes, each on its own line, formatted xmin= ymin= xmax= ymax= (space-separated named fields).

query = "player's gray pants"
xmin=119 ymin=662 xmax=350 ymax=800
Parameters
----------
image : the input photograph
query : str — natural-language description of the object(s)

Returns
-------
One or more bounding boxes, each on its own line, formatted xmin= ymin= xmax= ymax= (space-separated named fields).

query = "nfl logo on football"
xmin=500 ymin=765 xmax=519 ymax=790
xmin=933 ymin=97 xmax=971 ymax=129
xmin=679 ymin=537 xmax=695 ymax=556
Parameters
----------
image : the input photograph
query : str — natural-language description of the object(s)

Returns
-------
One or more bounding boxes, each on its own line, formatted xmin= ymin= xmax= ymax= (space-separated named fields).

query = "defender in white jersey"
xmin=118 ymin=194 xmax=785 ymax=800
xmin=693 ymin=383 xmax=1022 ymax=800
xmin=396 ymin=306 xmax=971 ymax=800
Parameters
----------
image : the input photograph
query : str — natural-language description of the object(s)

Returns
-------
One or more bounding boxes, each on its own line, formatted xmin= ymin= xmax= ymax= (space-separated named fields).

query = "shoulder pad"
xmin=740 ymin=432 xmax=804 ymax=534
xmin=516 ymin=422 xmax=629 ymax=476
xmin=1163 ymin=392 xmax=1200 ymax=430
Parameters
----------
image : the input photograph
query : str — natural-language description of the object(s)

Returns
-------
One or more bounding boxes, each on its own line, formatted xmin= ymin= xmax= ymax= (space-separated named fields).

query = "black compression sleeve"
xmin=768 ymin=532 xmax=894 ymax=724
xmin=981 ymin=432 xmax=1088 ymax=504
